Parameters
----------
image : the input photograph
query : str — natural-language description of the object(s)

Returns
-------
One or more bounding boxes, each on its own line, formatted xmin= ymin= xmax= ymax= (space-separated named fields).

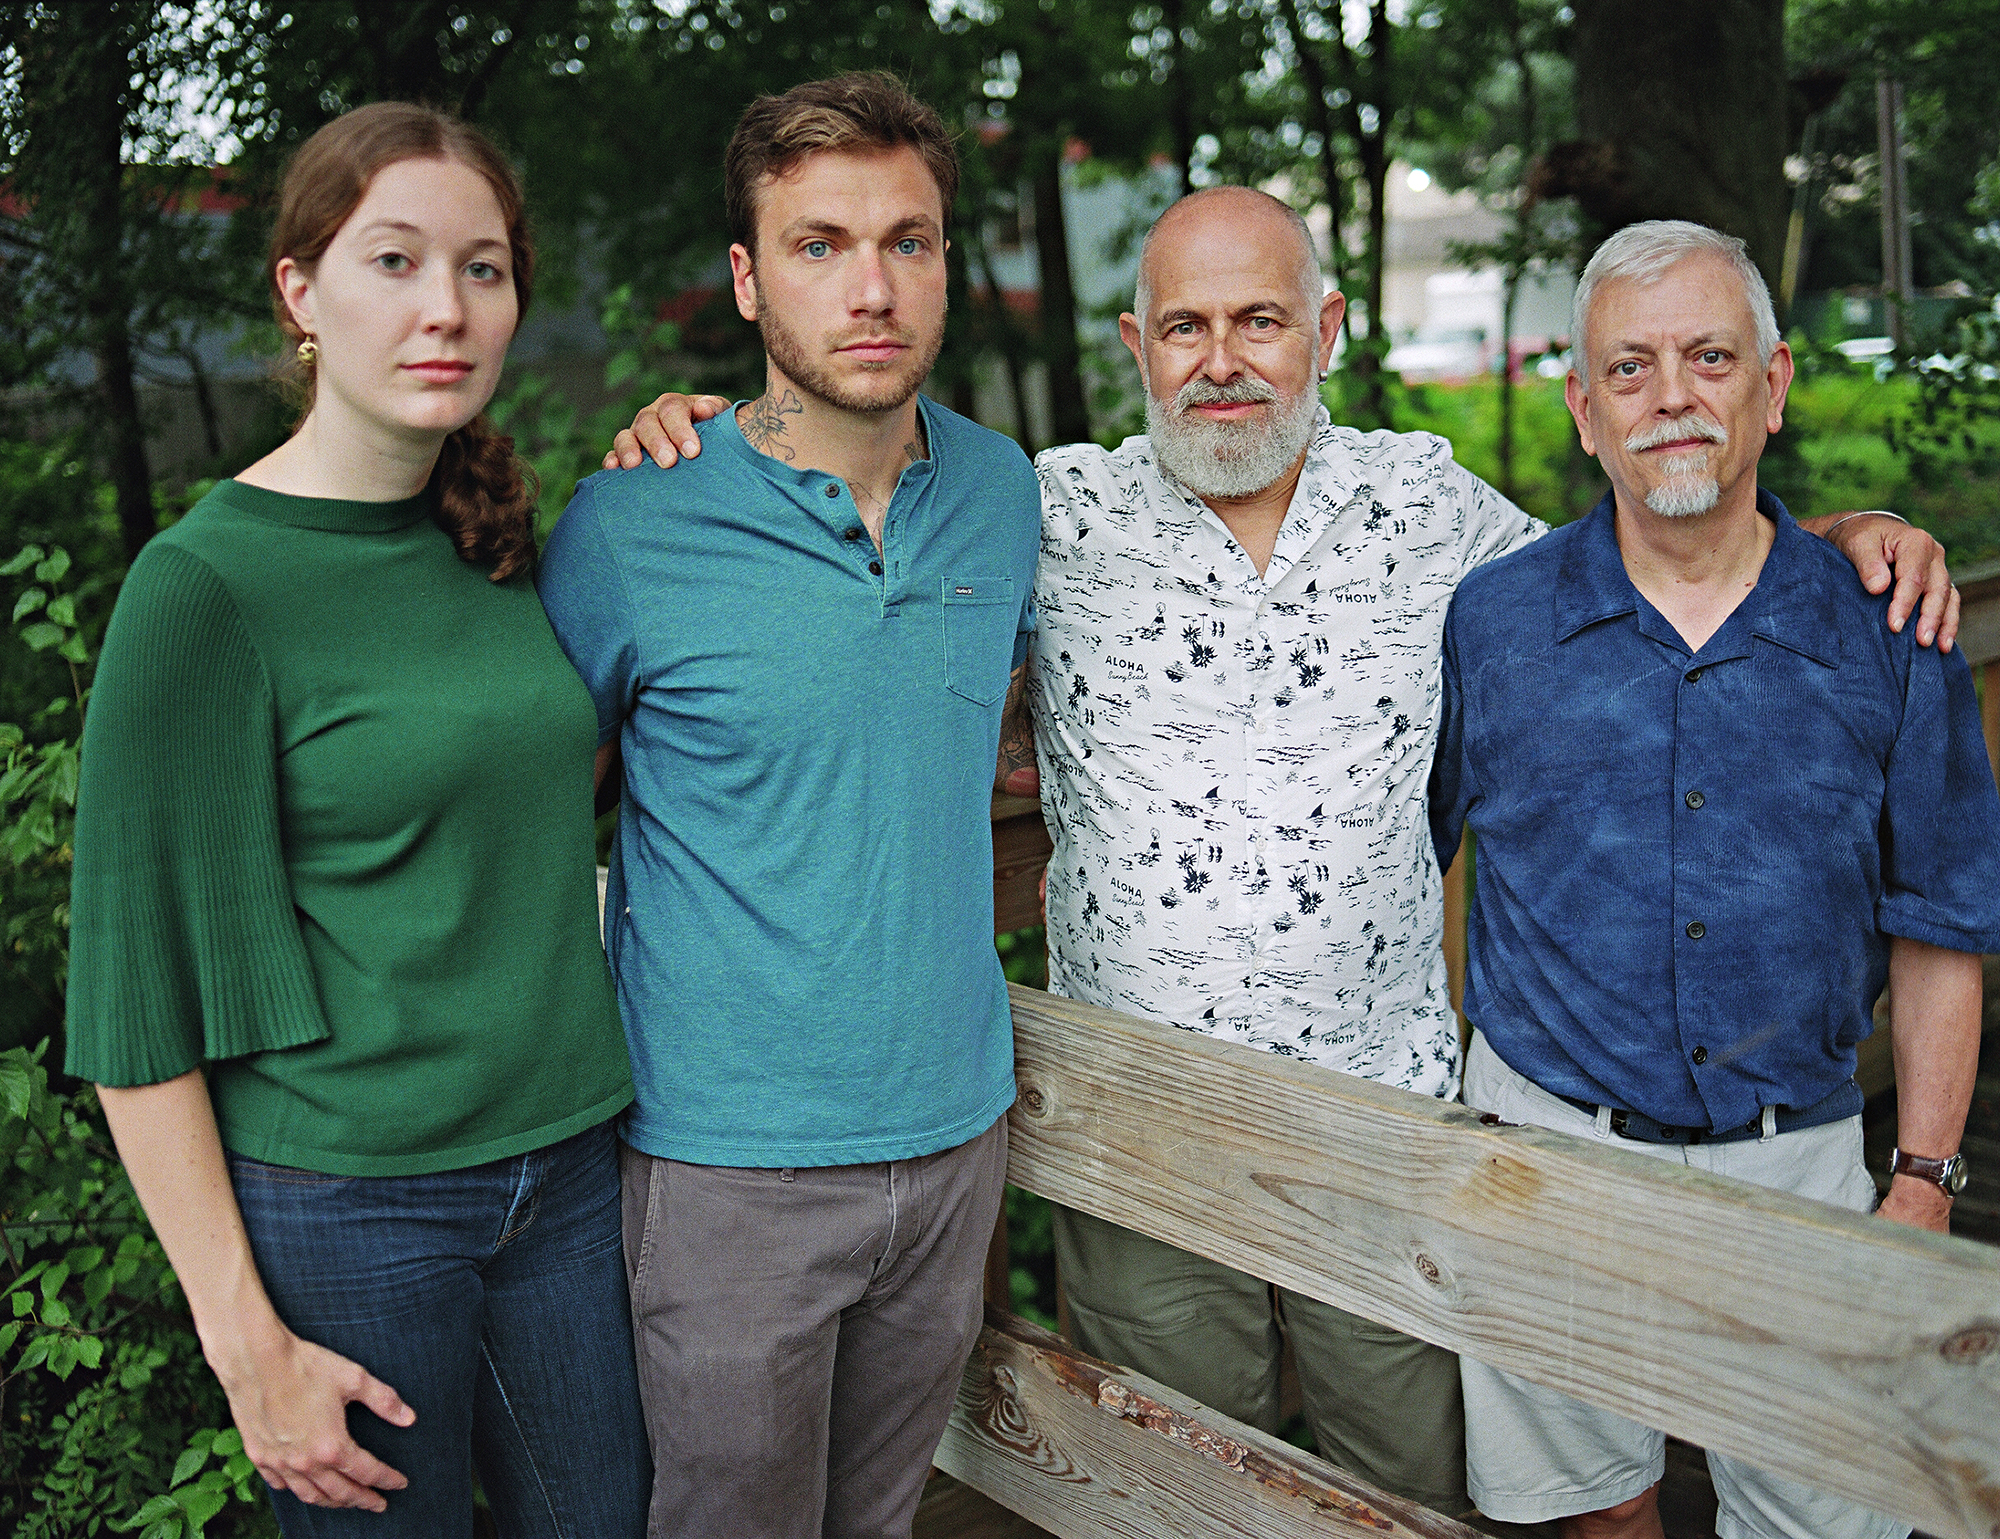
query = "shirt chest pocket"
xmin=941 ymin=577 xmax=1017 ymax=706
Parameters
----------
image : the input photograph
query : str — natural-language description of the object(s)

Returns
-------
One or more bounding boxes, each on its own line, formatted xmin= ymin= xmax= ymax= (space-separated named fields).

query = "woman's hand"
xmin=210 ymin=1320 xmax=416 ymax=1509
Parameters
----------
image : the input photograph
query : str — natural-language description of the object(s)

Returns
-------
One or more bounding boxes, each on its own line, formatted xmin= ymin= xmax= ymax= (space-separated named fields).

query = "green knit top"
xmin=64 ymin=480 xmax=632 ymax=1176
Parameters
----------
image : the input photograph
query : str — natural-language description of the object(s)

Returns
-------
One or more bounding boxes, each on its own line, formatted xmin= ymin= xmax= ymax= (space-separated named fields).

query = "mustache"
xmin=1625 ymin=415 xmax=1728 ymax=453
xmin=1171 ymin=376 xmax=1280 ymax=413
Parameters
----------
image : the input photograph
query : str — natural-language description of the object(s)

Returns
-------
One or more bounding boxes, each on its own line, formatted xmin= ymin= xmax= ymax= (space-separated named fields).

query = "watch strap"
xmin=1889 ymin=1147 xmax=1967 ymax=1195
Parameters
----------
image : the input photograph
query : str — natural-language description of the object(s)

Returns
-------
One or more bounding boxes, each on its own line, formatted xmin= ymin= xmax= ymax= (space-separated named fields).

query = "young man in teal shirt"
xmin=537 ymin=74 xmax=1038 ymax=1538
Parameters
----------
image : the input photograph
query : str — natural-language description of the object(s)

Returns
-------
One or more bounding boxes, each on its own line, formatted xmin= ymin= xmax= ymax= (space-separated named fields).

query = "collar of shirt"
xmin=1554 ymin=488 xmax=1839 ymax=668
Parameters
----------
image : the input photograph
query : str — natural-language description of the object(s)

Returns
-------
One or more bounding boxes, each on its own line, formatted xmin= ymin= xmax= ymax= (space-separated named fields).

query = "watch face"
xmin=1943 ymin=1155 xmax=1969 ymax=1195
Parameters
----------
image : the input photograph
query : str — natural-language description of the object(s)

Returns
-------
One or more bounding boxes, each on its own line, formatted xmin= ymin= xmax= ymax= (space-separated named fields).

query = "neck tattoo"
xmin=741 ymin=388 xmax=803 ymax=462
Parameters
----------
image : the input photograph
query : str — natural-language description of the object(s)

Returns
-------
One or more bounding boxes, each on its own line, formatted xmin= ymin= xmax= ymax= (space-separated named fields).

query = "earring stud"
xmin=297 ymin=338 xmax=319 ymax=366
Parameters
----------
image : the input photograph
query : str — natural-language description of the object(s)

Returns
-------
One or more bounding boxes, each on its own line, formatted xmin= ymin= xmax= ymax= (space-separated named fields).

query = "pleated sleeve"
xmin=64 ymin=541 xmax=330 ymax=1086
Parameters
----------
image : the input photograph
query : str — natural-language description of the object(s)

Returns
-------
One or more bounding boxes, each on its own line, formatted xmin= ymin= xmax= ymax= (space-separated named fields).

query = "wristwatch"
xmin=1888 ymin=1147 xmax=1968 ymax=1196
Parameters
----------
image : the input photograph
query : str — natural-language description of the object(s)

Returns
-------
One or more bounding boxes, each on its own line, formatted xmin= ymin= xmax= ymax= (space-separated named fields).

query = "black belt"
xmin=1552 ymin=1081 xmax=1857 ymax=1146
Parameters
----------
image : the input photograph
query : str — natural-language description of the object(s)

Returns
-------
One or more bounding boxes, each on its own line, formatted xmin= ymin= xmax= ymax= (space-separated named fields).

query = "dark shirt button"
xmin=868 ymin=560 xmax=883 ymax=576
xmin=824 ymin=483 xmax=841 ymax=498
xmin=1658 ymin=1126 xmax=1677 ymax=1138
xmin=1685 ymin=790 xmax=1705 ymax=809
xmin=1685 ymin=667 xmax=1704 ymax=682
xmin=1692 ymin=1046 xmax=1709 ymax=1065
xmin=842 ymin=527 xmax=864 ymax=542
xmin=1685 ymin=920 xmax=1706 ymax=939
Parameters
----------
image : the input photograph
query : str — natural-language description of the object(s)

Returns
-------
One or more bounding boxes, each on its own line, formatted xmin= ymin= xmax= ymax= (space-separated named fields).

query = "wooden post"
xmin=1441 ymin=842 xmax=1468 ymax=1052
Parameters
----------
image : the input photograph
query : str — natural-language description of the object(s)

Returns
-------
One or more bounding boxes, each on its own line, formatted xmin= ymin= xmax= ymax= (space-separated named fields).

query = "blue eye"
xmin=466 ymin=260 xmax=503 ymax=282
xmin=376 ymin=252 xmax=411 ymax=273
xmin=896 ymin=237 xmax=923 ymax=256
xmin=803 ymin=240 xmax=832 ymax=259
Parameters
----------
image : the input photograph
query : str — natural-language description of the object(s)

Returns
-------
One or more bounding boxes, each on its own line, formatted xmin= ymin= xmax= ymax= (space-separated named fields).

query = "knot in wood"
xmin=1939 ymin=1325 xmax=1999 ymax=1365
xmin=1415 ymin=1253 xmax=1443 ymax=1285
xmin=1019 ymin=1085 xmax=1048 ymax=1117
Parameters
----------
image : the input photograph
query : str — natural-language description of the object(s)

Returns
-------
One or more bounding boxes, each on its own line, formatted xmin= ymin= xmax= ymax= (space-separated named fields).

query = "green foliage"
xmin=0 ymin=540 xmax=266 ymax=1535
xmin=489 ymin=286 xmax=695 ymax=539
xmin=0 ymin=1044 xmax=269 ymax=1537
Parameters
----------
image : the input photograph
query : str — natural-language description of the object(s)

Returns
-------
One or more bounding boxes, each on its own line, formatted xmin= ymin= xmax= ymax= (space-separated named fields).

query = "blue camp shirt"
xmin=1430 ymin=490 xmax=2000 ymax=1134
xmin=538 ymin=396 xmax=1039 ymax=1166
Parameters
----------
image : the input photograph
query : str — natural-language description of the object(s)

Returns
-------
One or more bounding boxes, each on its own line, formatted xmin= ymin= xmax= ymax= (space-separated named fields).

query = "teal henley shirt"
xmin=537 ymin=397 xmax=1039 ymax=1166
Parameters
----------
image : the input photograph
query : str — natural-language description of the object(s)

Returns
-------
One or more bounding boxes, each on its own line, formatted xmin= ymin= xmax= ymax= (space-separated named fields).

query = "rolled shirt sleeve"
xmin=65 ymin=543 xmax=330 ymax=1087
xmin=1877 ymin=633 xmax=2000 ymax=952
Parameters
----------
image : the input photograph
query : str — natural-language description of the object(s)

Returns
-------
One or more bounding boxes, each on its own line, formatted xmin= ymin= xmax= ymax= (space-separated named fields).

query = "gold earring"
xmin=297 ymin=337 xmax=319 ymax=366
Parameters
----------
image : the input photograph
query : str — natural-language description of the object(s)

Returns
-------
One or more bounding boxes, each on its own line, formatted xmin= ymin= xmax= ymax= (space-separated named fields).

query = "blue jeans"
xmin=227 ymin=1121 xmax=650 ymax=1538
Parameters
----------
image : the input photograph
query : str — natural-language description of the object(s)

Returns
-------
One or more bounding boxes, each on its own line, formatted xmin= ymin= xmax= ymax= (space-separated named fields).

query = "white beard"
xmin=1146 ymin=378 xmax=1321 ymax=500
xmin=1644 ymin=453 xmax=1722 ymax=517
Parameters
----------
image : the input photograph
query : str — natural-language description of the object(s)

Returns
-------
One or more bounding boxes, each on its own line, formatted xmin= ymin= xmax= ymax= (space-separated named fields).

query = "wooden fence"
xmin=953 ymin=560 xmax=2000 ymax=1539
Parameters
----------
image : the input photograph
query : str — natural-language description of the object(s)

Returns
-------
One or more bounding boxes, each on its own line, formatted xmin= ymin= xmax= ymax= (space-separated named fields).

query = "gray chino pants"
xmin=620 ymin=1114 xmax=1007 ymax=1539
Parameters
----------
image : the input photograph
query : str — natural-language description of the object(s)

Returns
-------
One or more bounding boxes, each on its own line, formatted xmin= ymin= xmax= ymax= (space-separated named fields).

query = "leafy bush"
xmin=0 ymin=542 xmax=270 ymax=1538
xmin=489 ymin=285 xmax=697 ymax=539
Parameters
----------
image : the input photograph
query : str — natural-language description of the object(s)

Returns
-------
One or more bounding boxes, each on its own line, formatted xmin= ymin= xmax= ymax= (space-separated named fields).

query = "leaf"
xmin=0 ymin=546 xmax=45 ymax=577
xmin=139 ymin=1522 xmax=184 ymax=1539
xmin=43 ymin=1295 xmax=73 ymax=1328
xmin=180 ymin=1485 xmax=229 ymax=1530
xmin=211 ymin=1428 xmax=243 ymax=1456
xmin=0 ymin=1320 xmax=21 ymax=1357
xmin=74 ymin=1333 xmax=104 ymax=1369
xmin=171 ymin=1446 xmax=209 ymax=1487
xmin=114 ymin=1493 xmax=182 ymax=1529
xmin=21 ymin=621 xmax=64 ymax=651
xmin=45 ymin=592 xmax=75 ymax=626
xmin=34 ymin=548 xmax=72 ymax=583
xmin=58 ymin=632 xmax=90 ymax=664
xmin=66 ymin=1244 xmax=105 ymax=1271
xmin=45 ymin=1333 xmax=77 ymax=1377
xmin=12 ymin=587 xmax=47 ymax=622
xmin=605 ymin=349 xmax=640 ymax=388
xmin=41 ymin=1259 xmax=70 ymax=1300
xmin=0 ymin=1052 xmax=33 ymax=1119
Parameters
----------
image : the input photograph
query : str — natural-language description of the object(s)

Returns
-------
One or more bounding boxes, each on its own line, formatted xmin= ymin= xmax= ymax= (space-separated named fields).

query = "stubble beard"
xmin=757 ymin=298 xmax=945 ymax=416
xmin=1146 ymin=373 xmax=1321 ymax=500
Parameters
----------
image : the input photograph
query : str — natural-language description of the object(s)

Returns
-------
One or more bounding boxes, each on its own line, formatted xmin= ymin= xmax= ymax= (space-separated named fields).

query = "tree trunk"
xmin=1274 ymin=0 xmax=1348 ymax=302
xmin=1030 ymin=149 xmax=1093 ymax=448
xmin=1163 ymin=0 xmax=1196 ymax=196
xmin=1567 ymin=0 xmax=1790 ymax=290
xmin=72 ymin=17 xmax=156 ymax=558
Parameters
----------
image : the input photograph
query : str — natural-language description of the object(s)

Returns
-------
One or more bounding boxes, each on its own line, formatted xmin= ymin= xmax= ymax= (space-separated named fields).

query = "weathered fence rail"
xmin=942 ymin=991 xmax=2000 ymax=1539
xmin=952 ymin=566 xmax=2000 ymax=1539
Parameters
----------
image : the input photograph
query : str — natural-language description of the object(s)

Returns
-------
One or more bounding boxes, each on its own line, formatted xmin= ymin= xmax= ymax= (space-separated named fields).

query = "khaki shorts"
xmin=1458 ymin=1033 xmax=1907 ymax=1539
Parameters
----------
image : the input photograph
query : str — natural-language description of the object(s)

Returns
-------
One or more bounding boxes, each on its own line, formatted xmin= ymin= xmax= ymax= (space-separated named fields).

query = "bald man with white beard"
xmin=606 ymin=187 xmax=1958 ymax=1516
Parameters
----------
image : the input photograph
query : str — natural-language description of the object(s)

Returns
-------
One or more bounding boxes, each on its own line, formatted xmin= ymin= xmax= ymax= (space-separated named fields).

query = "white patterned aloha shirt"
xmin=1030 ymin=408 xmax=1544 ymax=1099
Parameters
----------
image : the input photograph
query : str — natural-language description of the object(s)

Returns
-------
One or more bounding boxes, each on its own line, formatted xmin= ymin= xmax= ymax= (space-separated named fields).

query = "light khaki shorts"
xmin=1458 ymin=1032 xmax=1907 ymax=1539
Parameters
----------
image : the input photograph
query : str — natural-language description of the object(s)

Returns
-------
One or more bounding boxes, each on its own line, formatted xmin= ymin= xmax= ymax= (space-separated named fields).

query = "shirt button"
xmin=1685 ymin=920 xmax=1706 ymax=940
xmin=1685 ymin=667 xmax=1704 ymax=682
xmin=868 ymin=560 xmax=883 ymax=576
xmin=1692 ymin=1046 xmax=1709 ymax=1065
xmin=842 ymin=527 xmax=864 ymax=542
xmin=824 ymin=483 xmax=841 ymax=499
xmin=1685 ymin=790 xmax=1705 ymax=809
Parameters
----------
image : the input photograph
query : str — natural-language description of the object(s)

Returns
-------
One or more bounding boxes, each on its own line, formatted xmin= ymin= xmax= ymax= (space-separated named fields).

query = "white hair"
xmin=1572 ymin=220 xmax=1779 ymax=368
xmin=1133 ymin=187 xmax=1324 ymax=324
